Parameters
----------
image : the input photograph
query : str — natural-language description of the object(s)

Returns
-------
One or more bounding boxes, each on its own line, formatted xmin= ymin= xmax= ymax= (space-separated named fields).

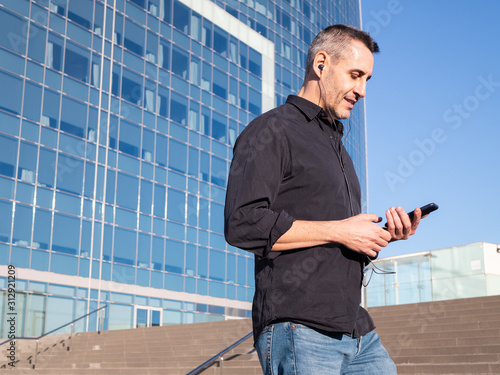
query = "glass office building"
xmin=0 ymin=0 xmax=367 ymax=337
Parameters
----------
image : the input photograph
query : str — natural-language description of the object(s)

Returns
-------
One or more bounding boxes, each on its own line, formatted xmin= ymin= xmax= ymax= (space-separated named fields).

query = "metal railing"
xmin=186 ymin=331 xmax=253 ymax=375
xmin=0 ymin=304 xmax=107 ymax=369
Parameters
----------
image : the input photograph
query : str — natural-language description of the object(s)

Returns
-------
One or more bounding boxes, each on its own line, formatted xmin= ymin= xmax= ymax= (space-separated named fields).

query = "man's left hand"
xmin=384 ymin=206 xmax=421 ymax=241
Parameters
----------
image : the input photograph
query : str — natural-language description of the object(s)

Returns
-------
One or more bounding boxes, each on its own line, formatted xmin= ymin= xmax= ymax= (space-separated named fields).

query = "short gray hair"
xmin=304 ymin=24 xmax=379 ymax=77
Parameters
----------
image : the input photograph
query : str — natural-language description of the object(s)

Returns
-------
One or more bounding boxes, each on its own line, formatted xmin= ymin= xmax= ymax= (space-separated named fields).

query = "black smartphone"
xmin=383 ymin=203 xmax=438 ymax=227
xmin=408 ymin=202 xmax=439 ymax=221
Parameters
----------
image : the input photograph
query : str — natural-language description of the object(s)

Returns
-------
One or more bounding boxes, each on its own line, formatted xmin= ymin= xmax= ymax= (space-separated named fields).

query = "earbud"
xmin=318 ymin=64 xmax=324 ymax=72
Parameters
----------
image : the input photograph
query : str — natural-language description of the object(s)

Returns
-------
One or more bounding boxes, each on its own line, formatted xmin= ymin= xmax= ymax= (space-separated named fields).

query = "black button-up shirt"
xmin=224 ymin=95 xmax=375 ymax=342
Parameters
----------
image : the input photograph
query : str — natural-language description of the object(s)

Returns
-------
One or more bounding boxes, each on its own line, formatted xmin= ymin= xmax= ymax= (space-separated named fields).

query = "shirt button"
xmin=330 ymin=135 xmax=333 ymax=139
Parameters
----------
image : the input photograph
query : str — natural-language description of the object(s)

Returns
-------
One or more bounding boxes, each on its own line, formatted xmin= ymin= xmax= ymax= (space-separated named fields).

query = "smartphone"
xmin=383 ymin=203 xmax=438 ymax=227
xmin=408 ymin=202 xmax=439 ymax=221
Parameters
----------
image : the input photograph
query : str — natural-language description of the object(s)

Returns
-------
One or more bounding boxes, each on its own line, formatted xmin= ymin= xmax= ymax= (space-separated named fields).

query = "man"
xmin=225 ymin=25 xmax=422 ymax=374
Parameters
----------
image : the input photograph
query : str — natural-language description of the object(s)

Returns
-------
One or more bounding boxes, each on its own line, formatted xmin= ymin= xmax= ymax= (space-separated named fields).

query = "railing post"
xmin=219 ymin=356 xmax=224 ymax=375
xmin=32 ymin=339 xmax=39 ymax=369
xmin=68 ymin=323 xmax=73 ymax=351
xmin=99 ymin=308 xmax=105 ymax=334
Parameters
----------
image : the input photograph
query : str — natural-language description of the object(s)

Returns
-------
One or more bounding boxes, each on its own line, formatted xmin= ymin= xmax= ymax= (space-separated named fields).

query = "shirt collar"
xmin=286 ymin=95 xmax=344 ymax=134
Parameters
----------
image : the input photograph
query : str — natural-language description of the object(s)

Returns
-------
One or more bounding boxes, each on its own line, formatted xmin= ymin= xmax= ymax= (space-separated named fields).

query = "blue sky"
xmin=361 ymin=0 xmax=500 ymax=257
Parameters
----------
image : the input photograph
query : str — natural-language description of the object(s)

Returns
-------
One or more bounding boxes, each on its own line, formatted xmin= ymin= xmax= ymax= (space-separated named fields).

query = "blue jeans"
xmin=255 ymin=322 xmax=397 ymax=375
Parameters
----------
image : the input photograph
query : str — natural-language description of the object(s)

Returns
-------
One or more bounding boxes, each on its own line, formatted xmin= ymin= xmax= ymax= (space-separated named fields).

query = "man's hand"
xmin=335 ymin=214 xmax=392 ymax=258
xmin=385 ymin=206 xmax=422 ymax=241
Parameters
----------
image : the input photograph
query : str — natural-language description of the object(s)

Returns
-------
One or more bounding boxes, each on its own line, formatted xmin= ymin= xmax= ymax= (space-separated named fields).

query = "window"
xmin=0 ymin=134 xmax=18 ymax=178
xmin=0 ymin=70 xmax=23 ymax=115
xmin=211 ymin=155 xmax=226 ymax=187
xmin=146 ymin=31 xmax=158 ymax=63
xmin=213 ymin=26 xmax=228 ymax=58
xmin=165 ymin=239 xmax=184 ymax=274
xmin=64 ymin=42 xmax=90 ymax=83
xmin=124 ymin=19 xmax=145 ymax=56
xmin=140 ymin=180 xmax=152 ymax=214
xmin=119 ymin=120 xmax=141 ymax=157
xmin=121 ymin=68 xmax=143 ymax=106
xmin=68 ymin=0 xmax=93 ymax=29
xmin=209 ymin=250 xmax=225 ymax=281
xmin=171 ymin=45 xmax=189 ymax=79
xmin=56 ymin=154 xmax=84 ymax=195
xmin=168 ymin=139 xmax=187 ymax=173
xmin=116 ymin=172 xmax=139 ymax=210
xmin=173 ymin=0 xmax=190 ymax=34
xmin=0 ymin=8 xmax=27 ymax=55
xmin=154 ymin=183 xmax=166 ymax=218
xmin=60 ymin=96 xmax=87 ymax=138
xmin=52 ymin=213 xmax=80 ymax=255
xmin=159 ymin=38 xmax=170 ymax=70
xmin=42 ymin=88 xmax=60 ymax=128
xmin=170 ymin=91 xmax=187 ymax=126
xmin=33 ymin=208 xmax=52 ymax=250
xmin=212 ymin=112 xmax=227 ymax=143
xmin=18 ymin=142 xmax=38 ymax=183
xmin=12 ymin=204 xmax=32 ymax=247
xmin=38 ymin=147 xmax=56 ymax=188
xmin=167 ymin=188 xmax=185 ymax=223
xmin=114 ymin=227 xmax=137 ymax=265
xmin=158 ymin=85 xmax=169 ymax=118
xmin=248 ymin=47 xmax=262 ymax=77
xmin=28 ymin=24 xmax=47 ymax=63
xmin=212 ymin=68 xmax=227 ymax=99
xmin=46 ymin=33 xmax=64 ymax=71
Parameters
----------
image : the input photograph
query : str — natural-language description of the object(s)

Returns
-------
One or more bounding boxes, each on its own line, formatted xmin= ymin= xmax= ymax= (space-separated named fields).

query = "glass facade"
xmin=0 ymin=0 xmax=366 ymax=336
xmin=363 ymin=242 xmax=500 ymax=308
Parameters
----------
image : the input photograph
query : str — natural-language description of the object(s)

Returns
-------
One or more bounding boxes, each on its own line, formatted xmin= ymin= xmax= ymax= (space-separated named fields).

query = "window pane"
xmin=212 ymin=68 xmax=227 ymax=99
xmin=64 ymin=42 xmax=90 ymax=83
xmin=168 ymin=139 xmax=186 ymax=173
xmin=0 ymin=8 xmax=27 ymax=55
xmin=52 ymin=213 xmax=80 ymax=255
xmin=165 ymin=238 xmax=184 ymax=273
xmin=119 ymin=120 xmax=141 ymax=157
xmin=167 ymin=188 xmax=185 ymax=222
xmin=0 ymin=134 xmax=18 ymax=178
xmin=121 ymin=68 xmax=143 ymax=105
xmin=124 ymin=18 xmax=145 ymax=56
xmin=60 ymin=96 xmax=87 ymax=138
xmin=114 ymin=227 xmax=137 ymax=265
xmin=56 ymin=154 xmax=84 ymax=195
xmin=213 ymin=26 xmax=228 ymax=57
xmin=140 ymin=179 xmax=152 ymax=214
xmin=28 ymin=24 xmax=47 ymax=63
xmin=171 ymin=45 xmax=189 ymax=79
xmin=116 ymin=172 xmax=139 ymax=210
xmin=38 ymin=147 xmax=56 ymax=187
xmin=42 ymin=88 xmax=60 ymax=128
xmin=170 ymin=91 xmax=187 ymax=125
xmin=33 ymin=207 xmax=52 ymax=250
xmin=0 ymin=70 xmax=23 ymax=115
xmin=12 ymin=203 xmax=32 ymax=246
xmin=173 ymin=0 xmax=190 ymax=34
xmin=18 ymin=141 xmax=38 ymax=183
xmin=68 ymin=0 xmax=93 ymax=29
xmin=209 ymin=249 xmax=225 ymax=281
xmin=23 ymin=82 xmax=43 ymax=122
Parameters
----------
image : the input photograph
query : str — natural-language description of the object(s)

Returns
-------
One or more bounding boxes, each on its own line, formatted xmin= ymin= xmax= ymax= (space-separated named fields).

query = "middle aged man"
xmin=225 ymin=24 xmax=422 ymax=374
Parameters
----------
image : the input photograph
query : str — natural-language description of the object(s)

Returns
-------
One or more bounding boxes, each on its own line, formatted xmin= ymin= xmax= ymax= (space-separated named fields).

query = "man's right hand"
xmin=333 ymin=214 xmax=392 ymax=258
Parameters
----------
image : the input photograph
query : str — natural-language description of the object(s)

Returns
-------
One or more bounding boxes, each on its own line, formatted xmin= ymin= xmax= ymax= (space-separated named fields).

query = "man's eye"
xmin=351 ymin=74 xmax=359 ymax=79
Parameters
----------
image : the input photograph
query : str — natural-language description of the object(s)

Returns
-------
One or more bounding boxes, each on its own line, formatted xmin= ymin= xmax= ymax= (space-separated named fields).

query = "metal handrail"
xmin=0 ymin=304 xmax=108 ymax=347
xmin=186 ymin=331 xmax=253 ymax=375
xmin=0 ymin=304 xmax=107 ymax=369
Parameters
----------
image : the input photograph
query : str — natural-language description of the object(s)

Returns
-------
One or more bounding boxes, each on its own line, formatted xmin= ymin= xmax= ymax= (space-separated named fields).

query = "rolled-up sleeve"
xmin=224 ymin=114 xmax=295 ymax=259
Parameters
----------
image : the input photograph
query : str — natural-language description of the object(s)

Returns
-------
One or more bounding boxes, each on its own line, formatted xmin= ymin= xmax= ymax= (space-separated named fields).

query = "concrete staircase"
xmin=368 ymin=294 xmax=500 ymax=374
xmin=0 ymin=319 xmax=260 ymax=375
xmin=1 ymin=295 xmax=499 ymax=374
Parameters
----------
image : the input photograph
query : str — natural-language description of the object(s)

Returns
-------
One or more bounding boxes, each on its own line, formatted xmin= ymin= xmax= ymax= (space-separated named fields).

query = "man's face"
xmin=322 ymin=40 xmax=374 ymax=119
